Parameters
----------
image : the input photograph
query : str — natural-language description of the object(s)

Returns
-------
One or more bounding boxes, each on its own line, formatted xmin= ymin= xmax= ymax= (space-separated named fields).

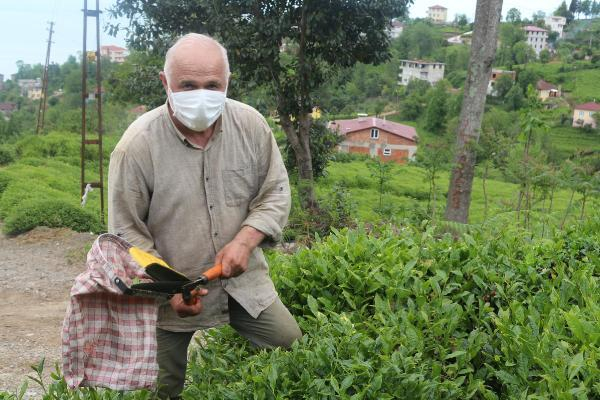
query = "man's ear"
xmin=159 ymin=71 xmax=168 ymax=91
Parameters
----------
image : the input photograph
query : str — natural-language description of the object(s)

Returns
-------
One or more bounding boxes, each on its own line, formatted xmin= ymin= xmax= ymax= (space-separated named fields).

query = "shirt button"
xmin=209 ymin=205 xmax=214 ymax=210
xmin=214 ymin=232 xmax=218 ymax=237
xmin=205 ymin=177 xmax=209 ymax=182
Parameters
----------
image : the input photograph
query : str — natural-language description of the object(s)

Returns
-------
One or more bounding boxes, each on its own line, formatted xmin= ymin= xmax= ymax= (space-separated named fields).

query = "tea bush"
xmin=1 ymin=216 xmax=599 ymax=398
xmin=3 ymin=199 xmax=103 ymax=235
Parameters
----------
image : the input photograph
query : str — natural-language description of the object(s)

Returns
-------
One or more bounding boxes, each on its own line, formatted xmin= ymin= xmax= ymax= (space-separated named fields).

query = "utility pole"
xmin=36 ymin=21 xmax=54 ymax=135
xmin=80 ymin=0 xmax=105 ymax=224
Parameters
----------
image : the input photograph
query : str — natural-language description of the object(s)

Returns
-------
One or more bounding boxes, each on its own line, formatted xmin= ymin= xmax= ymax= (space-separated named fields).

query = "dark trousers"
xmin=156 ymin=296 xmax=301 ymax=399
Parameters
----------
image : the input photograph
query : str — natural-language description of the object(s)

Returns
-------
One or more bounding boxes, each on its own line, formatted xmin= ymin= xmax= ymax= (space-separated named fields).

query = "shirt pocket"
xmin=222 ymin=164 xmax=257 ymax=207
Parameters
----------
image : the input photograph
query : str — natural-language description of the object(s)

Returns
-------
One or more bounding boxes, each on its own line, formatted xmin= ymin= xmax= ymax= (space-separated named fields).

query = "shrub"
xmin=3 ymin=199 xmax=103 ymax=235
xmin=0 ymin=145 xmax=15 ymax=166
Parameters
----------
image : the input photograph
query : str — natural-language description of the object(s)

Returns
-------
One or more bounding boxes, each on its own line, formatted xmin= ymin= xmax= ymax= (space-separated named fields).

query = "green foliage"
xmin=285 ymin=119 xmax=342 ymax=179
xmin=0 ymin=132 xmax=111 ymax=234
xmin=0 ymin=145 xmax=15 ymax=166
xmin=424 ymin=81 xmax=450 ymax=133
xmin=3 ymin=199 xmax=103 ymax=236
xmin=393 ymin=21 xmax=445 ymax=60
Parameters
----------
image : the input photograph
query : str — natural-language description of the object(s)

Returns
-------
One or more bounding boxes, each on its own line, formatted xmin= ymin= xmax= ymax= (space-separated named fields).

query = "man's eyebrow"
xmin=179 ymin=79 xmax=198 ymax=86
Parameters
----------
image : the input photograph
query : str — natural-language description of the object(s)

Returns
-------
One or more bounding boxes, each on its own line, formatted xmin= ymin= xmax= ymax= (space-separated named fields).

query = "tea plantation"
xmin=0 ymin=132 xmax=598 ymax=399
xmin=1 ymin=217 xmax=599 ymax=399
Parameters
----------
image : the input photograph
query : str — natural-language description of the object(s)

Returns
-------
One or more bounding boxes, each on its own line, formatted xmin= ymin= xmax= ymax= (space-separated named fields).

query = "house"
xmin=399 ymin=60 xmax=445 ymax=86
xmin=389 ymin=19 xmax=405 ymax=38
xmin=536 ymin=79 xmax=560 ymax=101
xmin=329 ymin=116 xmax=418 ymax=164
xmin=572 ymin=102 xmax=600 ymax=128
xmin=544 ymin=15 xmax=566 ymax=38
xmin=87 ymin=87 xmax=105 ymax=101
xmin=17 ymin=78 xmax=41 ymax=96
xmin=523 ymin=25 xmax=548 ymax=56
xmin=100 ymin=45 xmax=128 ymax=63
xmin=427 ymin=5 xmax=447 ymax=24
xmin=487 ymin=69 xmax=516 ymax=96
xmin=0 ymin=102 xmax=17 ymax=119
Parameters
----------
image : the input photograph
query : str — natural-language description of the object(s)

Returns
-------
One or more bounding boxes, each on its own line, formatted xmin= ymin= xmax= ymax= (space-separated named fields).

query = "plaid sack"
xmin=62 ymin=233 xmax=159 ymax=390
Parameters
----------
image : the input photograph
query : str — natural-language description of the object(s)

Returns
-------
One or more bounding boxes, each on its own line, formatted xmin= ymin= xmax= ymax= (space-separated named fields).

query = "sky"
xmin=0 ymin=0 xmax=568 ymax=79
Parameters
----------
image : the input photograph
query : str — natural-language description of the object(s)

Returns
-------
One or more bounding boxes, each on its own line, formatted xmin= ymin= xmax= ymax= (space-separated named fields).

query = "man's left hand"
xmin=215 ymin=226 xmax=265 ymax=278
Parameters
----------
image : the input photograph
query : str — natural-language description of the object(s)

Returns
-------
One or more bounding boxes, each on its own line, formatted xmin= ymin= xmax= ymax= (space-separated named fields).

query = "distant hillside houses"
xmin=544 ymin=15 xmax=566 ymax=38
xmin=17 ymin=78 xmax=42 ymax=99
xmin=100 ymin=45 xmax=128 ymax=63
xmin=536 ymin=79 xmax=561 ymax=101
xmin=398 ymin=60 xmax=445 ymax=86
xmin=487 ymin=69 xmax=516 ymax=96
xmin=427 ymin=5 xmax=447 ymax=24
xmin=523 ymin=25 xmax=548 ymax=55
xmin=329 ymin=116 xmax=418 ymax=164
xmin=573 ymin=102 xmax=600 ymax=129
xmin=389 ymin=18 xmax=405 ymax=39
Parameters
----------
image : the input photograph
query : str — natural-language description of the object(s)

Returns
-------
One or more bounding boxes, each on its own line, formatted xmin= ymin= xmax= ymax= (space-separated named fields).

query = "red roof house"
xmin=329 ymin=116 xmax=418 ymax=163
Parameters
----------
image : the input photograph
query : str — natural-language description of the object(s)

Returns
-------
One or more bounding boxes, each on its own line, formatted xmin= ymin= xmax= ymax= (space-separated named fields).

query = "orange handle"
xmin=202 ymin=264 xmax=223 ymax=281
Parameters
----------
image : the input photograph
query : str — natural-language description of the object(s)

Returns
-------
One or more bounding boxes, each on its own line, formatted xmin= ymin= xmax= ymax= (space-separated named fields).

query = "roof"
xmin=429 ymin=5 xmax=447 ymax=9
xmin=536 ymin=79 xmax=557 ymax=90
xmin=329 ymin=117 xmax=418 ymax=142
xmin=0 ymin=102 xmax=16 ymax=111
xmin=400 ymin=59 xmax=445 ymax=65
xmin=574 ymin=102 xmax=600 ymax=111
xmin=523 ymin=25 xmax=547 ymax=32
xmin=101 ymin=45 xmax=127 ymax=52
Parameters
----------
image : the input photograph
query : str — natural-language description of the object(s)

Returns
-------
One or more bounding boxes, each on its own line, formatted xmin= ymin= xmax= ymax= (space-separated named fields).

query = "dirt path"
xmin=0 ymin=226 xmax=96 ymax=397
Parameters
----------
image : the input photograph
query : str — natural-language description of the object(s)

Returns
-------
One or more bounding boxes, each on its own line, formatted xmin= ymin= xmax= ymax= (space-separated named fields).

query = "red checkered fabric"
xmin=62 ymin=234 xmax=159 ymax=390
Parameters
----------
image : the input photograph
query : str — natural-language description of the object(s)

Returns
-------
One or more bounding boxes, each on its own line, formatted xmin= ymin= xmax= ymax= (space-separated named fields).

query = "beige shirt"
xmin=108 ymin=99 xmax=291 ymax=331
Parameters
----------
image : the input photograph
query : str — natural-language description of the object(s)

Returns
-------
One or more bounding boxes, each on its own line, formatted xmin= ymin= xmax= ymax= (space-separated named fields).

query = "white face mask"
xmin=168 ymin=88 xmax=227 ymax=131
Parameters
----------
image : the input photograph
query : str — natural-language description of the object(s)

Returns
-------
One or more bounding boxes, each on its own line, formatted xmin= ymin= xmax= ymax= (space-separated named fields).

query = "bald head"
xmin=163 ymin=33 xmax=230 ymax=87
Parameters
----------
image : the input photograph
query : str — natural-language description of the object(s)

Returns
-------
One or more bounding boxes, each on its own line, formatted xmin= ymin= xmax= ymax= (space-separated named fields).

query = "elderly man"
xmin=108 ymin=33 xmax=301 ymax=399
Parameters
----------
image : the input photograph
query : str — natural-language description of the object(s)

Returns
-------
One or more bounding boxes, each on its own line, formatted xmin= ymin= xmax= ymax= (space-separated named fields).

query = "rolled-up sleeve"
xmin=242 ymin=123 xmax=291 ymax=244
xmin=108 ymin=148 xmax=159 ymax=255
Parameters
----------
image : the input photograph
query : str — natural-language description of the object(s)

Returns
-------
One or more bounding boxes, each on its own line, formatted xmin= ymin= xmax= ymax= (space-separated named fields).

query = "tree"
xmin=110 ymin=0 xmax=412 ymax=208
xmin=555 ymin=0 xmax=572 ymax=21
xmin=423 ymin=81 xmax=449 ymax=133
xmin=493 ymin=74 xmax=515 ymax=98
xmin=531 ymin=10 xmax=546 ymax=24
xmin=454 ymin=14 xmax=469 ymax=28
xmin=569 ymin=0 xmax=580 ymax=19
xmin=416 ymin=142 xmax=451 ymax=222
xmin=445 ymin=0 xmax=503 ymax=224
xmin=506 ymin=8 xmax=522 ymax=23
xmin=580 ymin=0 xmax=592 ymax=16
xmin=513 ymin=41 xmax=536 ymax=64
xmin=367 ymin=158 xmax=394 ymax=215
xmin=539 ymin=48 xmax=551 ymax=63
xmin=477 ymin=109 xmax=518 ymax=219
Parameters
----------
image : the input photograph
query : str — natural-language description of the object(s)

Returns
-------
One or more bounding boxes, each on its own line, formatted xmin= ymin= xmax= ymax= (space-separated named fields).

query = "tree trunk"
xmin=444 ymin=0 xmax=503 ymax=223
xmin=279 ymin=113 xmax=317 ymax=209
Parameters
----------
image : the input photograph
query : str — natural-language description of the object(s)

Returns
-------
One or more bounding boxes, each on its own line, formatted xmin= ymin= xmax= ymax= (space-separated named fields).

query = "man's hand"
xmin=169 ymin=288 xmax=208 ymax=318
xmin=215 ymin=226 xmax=265 ymax=278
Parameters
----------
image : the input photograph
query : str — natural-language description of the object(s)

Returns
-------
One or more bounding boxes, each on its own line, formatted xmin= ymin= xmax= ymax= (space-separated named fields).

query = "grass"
xmin=319 ymin=160 xmax=590 ymax=225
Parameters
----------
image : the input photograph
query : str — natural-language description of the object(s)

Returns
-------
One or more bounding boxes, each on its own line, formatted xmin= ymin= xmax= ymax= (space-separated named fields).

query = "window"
xmin=383 ymin=148 xmax=392 ymax=156
xmin=579 ymin=111 xmax=584 ymax=118
xmin=370 ymin=128 xmax=379 ymax=139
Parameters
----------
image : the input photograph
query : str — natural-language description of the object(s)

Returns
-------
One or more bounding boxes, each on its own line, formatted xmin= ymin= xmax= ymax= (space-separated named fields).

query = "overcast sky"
xmin=0 ymin=0 xmax=567 ymax=79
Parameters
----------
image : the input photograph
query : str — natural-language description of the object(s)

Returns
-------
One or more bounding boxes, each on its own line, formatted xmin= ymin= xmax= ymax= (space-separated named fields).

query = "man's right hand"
xmin=169 ymin=288 xmax=208 ymax=318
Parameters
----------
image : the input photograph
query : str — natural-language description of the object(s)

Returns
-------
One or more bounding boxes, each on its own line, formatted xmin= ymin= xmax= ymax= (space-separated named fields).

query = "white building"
xmin=100 ymin=45 xmax=129 ymax=63
xmin=399 ymin=60 xmax=445 ymax=86
xmin=427 ymin=5 xmax=447 ymax=24
xmin=389 ymin=19 xmax=405 ymax=38
xmin=523 ymin=25 xmax=548 ymax=55
xmin=544 ymin=15 xmax=566 ymax=38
